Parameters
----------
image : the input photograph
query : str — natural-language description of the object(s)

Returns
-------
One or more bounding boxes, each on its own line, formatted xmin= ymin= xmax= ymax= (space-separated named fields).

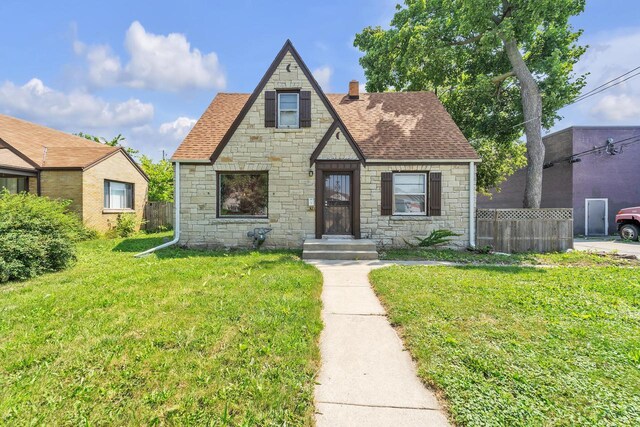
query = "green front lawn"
xmin=380 ymin=247 xmax=640 ymax=266
xmin=0 ymin=234 xmax=323 ymax=425
xmin=370 ymin=265 xmax=640 ymax=426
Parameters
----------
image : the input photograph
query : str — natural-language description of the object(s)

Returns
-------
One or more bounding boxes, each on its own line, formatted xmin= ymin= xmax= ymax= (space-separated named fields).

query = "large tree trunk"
xmin=503 ymin=39 xmax=544 ymax=208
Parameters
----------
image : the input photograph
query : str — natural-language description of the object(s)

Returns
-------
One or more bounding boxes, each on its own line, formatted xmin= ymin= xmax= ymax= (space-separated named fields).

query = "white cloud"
xmin=590 ymin=94 xmax=640 ymax=121
xmin=0 ymin=78 xmax=154 ymax=129
xmin=552 ymin=27 xmax=640 ymax=130
xmin=77 ymin=21 xmax=226 ymax=91
xmin=130 ymin=117 xmax=196 ymax=160
xmin=158 ymin=116 xmax=196 ymax=140
xmin=313 ymin=66 xmax=333 ymax=92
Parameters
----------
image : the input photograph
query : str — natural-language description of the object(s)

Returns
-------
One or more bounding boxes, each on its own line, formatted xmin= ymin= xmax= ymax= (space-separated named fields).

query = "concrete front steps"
xmin=302 ymin=238 xmax=378 ymax=260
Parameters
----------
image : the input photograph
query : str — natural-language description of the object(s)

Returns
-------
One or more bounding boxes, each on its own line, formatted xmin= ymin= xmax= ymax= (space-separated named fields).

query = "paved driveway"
xmin=574 ymin=238 xmax=640 ymax=258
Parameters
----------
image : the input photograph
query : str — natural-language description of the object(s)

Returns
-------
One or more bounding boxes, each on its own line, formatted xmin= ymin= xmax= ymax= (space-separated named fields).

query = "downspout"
xmin=469 ymin=161 xmax=476 ymax=248
xmin=135 ymin=161 xmax=181 ymax=257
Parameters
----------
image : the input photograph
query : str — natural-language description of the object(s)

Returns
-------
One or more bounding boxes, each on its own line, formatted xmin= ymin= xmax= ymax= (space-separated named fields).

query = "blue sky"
xmin=1 ymin=0 xmax=638 ymax=159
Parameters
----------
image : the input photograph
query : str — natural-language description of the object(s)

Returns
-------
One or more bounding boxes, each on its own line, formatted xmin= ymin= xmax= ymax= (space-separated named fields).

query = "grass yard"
xmin=0 ymin=234 xmax=323 ymax=426
xmin=380 ymin=247 xmax=640 ymax=266
xmin=370 ymin=265 xmax=640 ymax=426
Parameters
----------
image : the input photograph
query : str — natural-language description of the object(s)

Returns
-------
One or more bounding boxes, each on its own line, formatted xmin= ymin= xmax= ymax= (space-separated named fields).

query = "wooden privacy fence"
xmin=143 ymin=201 xmax=174 ymax=231
xmin=477 ymin=208 xmax=573 ymax=253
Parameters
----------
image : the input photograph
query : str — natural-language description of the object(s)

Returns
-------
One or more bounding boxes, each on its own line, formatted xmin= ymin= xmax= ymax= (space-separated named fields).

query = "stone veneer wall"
xmin=179 ymin=51 xmax=336 ymax=248
xmin=361 ymin=163 xmax=471 ymax=247
xmin=179 ymin=162 xmax=472 ymax=249
xmin=177 ymin=51 xmax=473 ymax=248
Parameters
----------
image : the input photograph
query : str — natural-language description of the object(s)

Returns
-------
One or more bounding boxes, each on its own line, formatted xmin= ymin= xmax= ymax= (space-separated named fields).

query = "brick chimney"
xmin=348 ymin=80 xmax=359 ymax=99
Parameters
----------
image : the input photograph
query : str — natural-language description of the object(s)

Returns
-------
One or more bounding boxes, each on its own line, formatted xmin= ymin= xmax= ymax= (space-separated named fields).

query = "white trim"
xmin=392 ymin=172 xmax=427 ymax=215
xmin=135 ymin=162 xmax=181 ymax=257
xmin=469 ymin=161 xmax=476 ymax=248
xmin=585 ymin=198 xmax=608 ymax=236
xmin=277 ymin=92 xmax=299 ymax=129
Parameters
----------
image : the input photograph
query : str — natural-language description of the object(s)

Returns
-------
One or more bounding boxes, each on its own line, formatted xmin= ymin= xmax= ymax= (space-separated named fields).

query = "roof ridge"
xmin=0 ymin=113 xmax=114 ymax=149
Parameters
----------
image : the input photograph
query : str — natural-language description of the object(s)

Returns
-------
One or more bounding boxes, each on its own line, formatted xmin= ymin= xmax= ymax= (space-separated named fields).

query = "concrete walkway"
xmin=308 ymin=260 xmax=450 ymax=427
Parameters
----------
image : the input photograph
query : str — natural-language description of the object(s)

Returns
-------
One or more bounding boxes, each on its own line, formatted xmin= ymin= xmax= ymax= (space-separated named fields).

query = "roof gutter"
xmin=135 ymin=161 xmax=181 ymax=257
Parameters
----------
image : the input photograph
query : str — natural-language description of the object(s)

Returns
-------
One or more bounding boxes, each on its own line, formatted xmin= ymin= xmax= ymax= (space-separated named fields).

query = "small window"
xmin=393 ymin=173 xmax=427 ymax=215
xmin=278 ymin=92 xmax=299 ymax=128
xmin=0 ymin=176 xmax=27 ymax=194
xmin=104 ymin=180 xmax=134 ymax=209
xmin=218 ymin=173 xmax=268 ymax=217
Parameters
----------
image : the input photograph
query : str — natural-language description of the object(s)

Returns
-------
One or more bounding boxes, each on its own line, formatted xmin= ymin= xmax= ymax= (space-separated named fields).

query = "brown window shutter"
xmin=300 ymin=91 xmax=311 ymax=127
xmin=265 ymin=91 xmax=276 ymax=127
xmin=381 ymin=172 xmax=393 ymax=215
xmin=429 ymin=172 xmax=442 ymax=216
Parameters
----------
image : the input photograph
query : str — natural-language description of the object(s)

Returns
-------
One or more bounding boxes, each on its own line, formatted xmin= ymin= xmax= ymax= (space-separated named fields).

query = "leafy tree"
xmin=355 ymin=0 xmax=586 ymax=205
xmin=140 ymin=155 xmax=174 ymax=202
xmin=75 ymin=132 xmax=140 ymax=158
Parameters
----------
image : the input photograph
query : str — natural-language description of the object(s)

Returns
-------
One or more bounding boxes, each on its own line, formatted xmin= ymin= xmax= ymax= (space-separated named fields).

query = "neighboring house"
xmin=171 ymin=40 xmax=479 ymax=248
xmin=0 ymin=114 xmax=148 ymax=231
xmin=478 ymin=126 xmax=640 ymax=237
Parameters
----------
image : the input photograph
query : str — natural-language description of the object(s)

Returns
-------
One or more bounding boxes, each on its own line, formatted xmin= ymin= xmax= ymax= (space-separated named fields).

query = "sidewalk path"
xmin=308 ymin=260 xmax=450 ymax=427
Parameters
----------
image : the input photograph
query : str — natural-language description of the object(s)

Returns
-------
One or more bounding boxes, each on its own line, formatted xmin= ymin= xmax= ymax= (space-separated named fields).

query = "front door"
xmin=323 ymin=172 xmax=352 ymax=235
xmin=586 ymin=198 xmax=608 ymax=236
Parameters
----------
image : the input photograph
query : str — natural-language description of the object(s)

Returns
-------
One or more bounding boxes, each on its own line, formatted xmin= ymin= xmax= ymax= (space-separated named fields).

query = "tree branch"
xmin=447 ymin=34 xmax=483 ymax=46
xmin=492 ymin=1 xmax=513 ymax=25
xmin=492 ymin=71 xmax=516 ymax=84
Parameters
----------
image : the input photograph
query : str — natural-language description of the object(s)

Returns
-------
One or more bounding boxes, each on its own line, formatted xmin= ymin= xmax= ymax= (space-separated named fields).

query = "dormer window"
xmin=278 ymin=92 xmax=299 ymax=128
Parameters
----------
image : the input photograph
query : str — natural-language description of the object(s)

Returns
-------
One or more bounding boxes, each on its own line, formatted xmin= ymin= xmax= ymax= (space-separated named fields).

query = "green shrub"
xmin=0 ymin=191 xmax=90 ymax=282
xmin=113 ymin=213 xmax=141 ymax=237
xmin=408 ymin=229 xmax=461 ymax=248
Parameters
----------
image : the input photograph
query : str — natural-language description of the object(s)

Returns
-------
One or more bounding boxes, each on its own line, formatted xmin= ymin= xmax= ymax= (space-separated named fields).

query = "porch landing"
xmin=302 ymin=239 xmax=378 ymax=260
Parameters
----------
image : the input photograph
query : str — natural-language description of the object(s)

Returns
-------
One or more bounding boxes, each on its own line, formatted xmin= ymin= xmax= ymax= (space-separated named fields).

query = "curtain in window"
xmin=104 ymin=181 xmax=133 ymax=209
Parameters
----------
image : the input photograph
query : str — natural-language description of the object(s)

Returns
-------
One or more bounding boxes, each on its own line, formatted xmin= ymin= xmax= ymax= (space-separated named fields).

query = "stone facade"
xmin=362 ymin=164 xmax=471 ymax=247
xmin=178 ymin=52 xmax=473 ymax=249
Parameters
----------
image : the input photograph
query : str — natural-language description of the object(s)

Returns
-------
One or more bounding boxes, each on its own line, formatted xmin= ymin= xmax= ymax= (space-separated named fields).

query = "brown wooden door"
xmin=323 ymin=172 xmax=352 ymax=235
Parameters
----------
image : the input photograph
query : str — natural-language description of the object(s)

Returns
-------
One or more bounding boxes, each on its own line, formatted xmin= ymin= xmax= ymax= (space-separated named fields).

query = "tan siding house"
xmin=171 ymin=40 xmax=478 ymax=250
xmin=0 ymin=114 xmax=148 ymax=232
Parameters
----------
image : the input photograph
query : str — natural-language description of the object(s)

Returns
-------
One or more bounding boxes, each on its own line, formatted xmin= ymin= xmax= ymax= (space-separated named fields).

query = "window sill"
xmin=213 ymin=217 xmax=270 ymax=224
xmin=103 ymin=208 xmax=136 ymax=214
xmin=274 ymin=128 xmax=303 ymax=133
xmin=390 ymin=215 xmax=433 ymax=221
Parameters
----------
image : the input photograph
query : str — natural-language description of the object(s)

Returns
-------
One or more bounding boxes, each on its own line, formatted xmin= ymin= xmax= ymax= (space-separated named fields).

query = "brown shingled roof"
xmin=0 ymin=114 xmax=118 ymax=168
xmin=171 ymin=91 xmax=478 ymax=162
xmin=327 ymin=92 xmax=478 ymax=160
xmin=172 ymin=93 xmax=247 ymax=161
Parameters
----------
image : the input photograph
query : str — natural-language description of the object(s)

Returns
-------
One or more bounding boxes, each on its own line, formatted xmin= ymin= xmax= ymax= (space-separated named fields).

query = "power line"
xmin=544 ymin=135 xmax=640 ymax=168
xmin=511 ymin=65 xmax=640 ymax=129
xmin=573 ymin=65 xmax=640 ymax=101
xmin=572 ymin=70 xmax=640 ymax=104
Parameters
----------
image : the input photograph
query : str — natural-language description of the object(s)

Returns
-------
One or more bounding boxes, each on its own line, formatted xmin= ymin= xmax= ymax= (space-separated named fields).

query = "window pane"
xmin=105 ymin=181 xmax=133 ymax=209
xmin=394 ymin=174 xmax=425 ymax=193
xmin=279 ymin=93 xmax=298 ymax=109
xmin=279 ymin=110 xmax=298 ymax=126
xmin=394 ymin=195 xmax=426 ymax=214
xmin=0 ymin=177 xmax=27 ymax=194
xmin=220 ymin=174 xmax=268 ymax=217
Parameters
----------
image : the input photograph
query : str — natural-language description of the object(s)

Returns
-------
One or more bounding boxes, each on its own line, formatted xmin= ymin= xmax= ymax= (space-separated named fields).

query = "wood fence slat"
xmin=476 ymin=208 xmax=573 ymax=253
xmin=143 ymin=201 xmax=174 ymax=231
